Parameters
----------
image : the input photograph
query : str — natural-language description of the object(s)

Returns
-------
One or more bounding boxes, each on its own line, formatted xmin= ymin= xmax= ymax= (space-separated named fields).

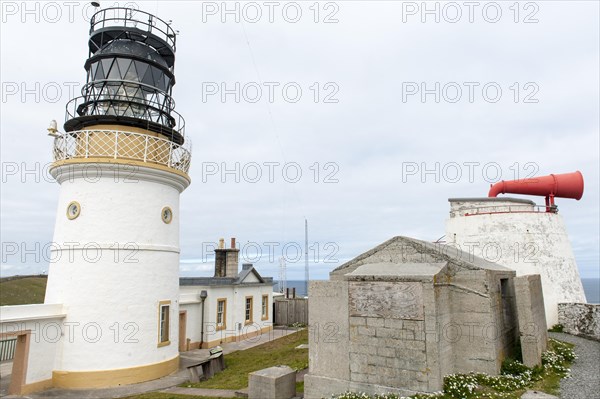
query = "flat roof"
xmin=448 ymin=197 xmax=536 ymax=205
xmin=344 ymin=262 xmax=447 ymax=282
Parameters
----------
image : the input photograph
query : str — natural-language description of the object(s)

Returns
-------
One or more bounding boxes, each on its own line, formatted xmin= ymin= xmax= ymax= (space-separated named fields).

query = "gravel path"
xmin=549 ymin=332 xmax=600 ymax=399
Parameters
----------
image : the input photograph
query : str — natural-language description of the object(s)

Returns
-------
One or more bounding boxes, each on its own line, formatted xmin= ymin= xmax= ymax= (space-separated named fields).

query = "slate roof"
xmin=180 ymin=264 xmax=273 ymax=286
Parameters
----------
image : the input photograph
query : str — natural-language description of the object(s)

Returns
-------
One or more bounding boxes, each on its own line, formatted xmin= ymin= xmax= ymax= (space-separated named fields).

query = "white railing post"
xmin=168 ymin=143 xmax=173 ymax=167
xmin=85 ymin=131 xmax=90 ymax=158
xmin=114 ymin=131 xmax=119 ymax=159
xmin=144 ymin=135 xmax=149 ymax=162
xmin=63 ymin=134 xmax=68 ymax=159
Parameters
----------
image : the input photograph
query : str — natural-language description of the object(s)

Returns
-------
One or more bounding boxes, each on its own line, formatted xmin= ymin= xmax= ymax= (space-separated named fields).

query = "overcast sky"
xmin=1 ymin=1 xmax=598 ymax=283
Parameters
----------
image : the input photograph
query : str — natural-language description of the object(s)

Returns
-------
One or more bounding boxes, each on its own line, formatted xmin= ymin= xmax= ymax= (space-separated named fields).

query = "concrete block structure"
xmin=305 ymin=236 xmax=525 ymax=399
xmin=514 ymin=275 xmax=548 ymax=366
xmin=249 ymin=365 xmax=296 ymax=399
xmin=445 ymin=197 xmax=586 ymax=326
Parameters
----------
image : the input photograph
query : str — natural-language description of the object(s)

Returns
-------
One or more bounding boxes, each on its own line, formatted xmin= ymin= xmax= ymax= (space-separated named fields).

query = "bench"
xmin=186 ymin=352 xmax=225 ymax=383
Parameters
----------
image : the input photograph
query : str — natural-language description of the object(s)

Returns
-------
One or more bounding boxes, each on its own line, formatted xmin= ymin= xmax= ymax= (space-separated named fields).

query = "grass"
xmin=532 ymin=371 xmax=563 ymax=395
xmin=183 ymin=329 xmax=308 ymax=390
xmin=548 ymin=324 xmax=564 ymax=333
xmin=122 ymin=394 xmax=231 ymax=399
xmin=530 ymin=339 xmax=575 ymax=395
xmin=0 ymin=276 xmax=47 ymax=306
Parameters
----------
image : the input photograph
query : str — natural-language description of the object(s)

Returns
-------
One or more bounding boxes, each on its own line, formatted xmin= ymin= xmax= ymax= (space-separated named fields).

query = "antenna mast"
xmin=278 ymin=256 xmax=287 ymax=294
xmin=304 ymin=218 xmax=309 ymax=297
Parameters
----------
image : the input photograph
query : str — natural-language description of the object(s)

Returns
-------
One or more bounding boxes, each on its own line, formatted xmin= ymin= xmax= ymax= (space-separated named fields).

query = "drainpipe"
xmin=199 ymin=290 xmax=208 ymax=348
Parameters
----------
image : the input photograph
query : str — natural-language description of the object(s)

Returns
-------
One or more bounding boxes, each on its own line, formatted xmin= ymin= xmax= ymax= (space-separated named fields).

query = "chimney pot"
xmin=219 ymin=238 xmax=225 ymax=249
xmin=231 ymin=237 xmax=236 ymax=249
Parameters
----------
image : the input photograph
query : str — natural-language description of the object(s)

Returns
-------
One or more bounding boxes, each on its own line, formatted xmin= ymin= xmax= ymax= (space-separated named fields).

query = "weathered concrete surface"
xmin=348 ymin=280 xmax=424 ymax=319
xmin=515 ymin=275 xmax=548 ymax=366
xmin=307 ymin=236 xmax=521 ymax=399
xmin=248 ymin=365 xmax=296 ymax=399
xmin=307 ymin=281 xmax=349 ymax=380
xmin=558 ymin=303 xmax=600 ymax=340
xmin=445 ymin=197 xmax=587 ymax=326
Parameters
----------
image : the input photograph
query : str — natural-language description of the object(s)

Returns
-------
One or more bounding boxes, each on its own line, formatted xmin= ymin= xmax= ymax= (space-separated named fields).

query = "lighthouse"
xmin=44 ymin=7 xmax=191 ymax=388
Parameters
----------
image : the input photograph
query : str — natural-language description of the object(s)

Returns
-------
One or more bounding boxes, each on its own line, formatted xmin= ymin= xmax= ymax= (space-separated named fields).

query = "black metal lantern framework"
xmin=64 ymin=8 xmax=184 ymax=144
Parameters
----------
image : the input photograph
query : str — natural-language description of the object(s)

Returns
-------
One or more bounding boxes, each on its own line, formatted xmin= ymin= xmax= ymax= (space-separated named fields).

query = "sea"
xmin=276 ymin=278 xmax=600 ymax=303
xmin=582 ymin=278 xmax=600 ymax=304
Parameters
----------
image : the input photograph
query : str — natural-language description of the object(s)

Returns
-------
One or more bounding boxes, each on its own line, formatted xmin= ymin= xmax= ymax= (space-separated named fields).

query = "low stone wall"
xmin=558 ymin=303 xmax=600 ymax=341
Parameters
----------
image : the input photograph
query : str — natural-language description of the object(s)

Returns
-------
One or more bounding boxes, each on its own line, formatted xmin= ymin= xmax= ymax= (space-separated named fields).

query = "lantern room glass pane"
xmin=151 ymin=67 xmax=163 ymax=90
xmin=90 ymin=63 xmax=98 ymax=81
xmin=142 ymin=65 xmax=154 ymax=86
xmin=135 ymin=61 xmax=149 ymax=84
xmin=117 ymin=58 xmax=137 ymax=82
xmin=106 ymin=60 xmax=120 ymax=80
xmin=101 ymin=59 xmax=114 ymax=79
xmin=94 ymin=61 xmax=105 ymax=80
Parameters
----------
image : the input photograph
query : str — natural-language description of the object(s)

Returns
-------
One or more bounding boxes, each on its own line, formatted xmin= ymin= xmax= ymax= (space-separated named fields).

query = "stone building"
xmin=305 ymin=236 xmax=547 ymax=399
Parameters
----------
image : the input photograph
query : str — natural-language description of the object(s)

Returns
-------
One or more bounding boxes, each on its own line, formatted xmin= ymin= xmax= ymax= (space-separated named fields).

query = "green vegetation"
xmin=183 ymin=329 xmax=308 ymax=390
xmin=0 ymin=276 xmax=47 ymax=306
xmin=296 ymin=380 xmax=305 ymax=393
xmin=548 ymin=324 xmax=564 ymax=333
xmin=123 ymin=394 xmax=230 ymax=399
xmin=332 ymin=338 xmax=576 ymax=399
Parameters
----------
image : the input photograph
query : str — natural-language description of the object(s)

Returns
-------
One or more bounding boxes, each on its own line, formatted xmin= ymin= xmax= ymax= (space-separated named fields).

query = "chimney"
xmin=214 ymin=238 xmax=227 ymax=278
xmin=213 ymin=237 xmax=240 ymax=278
xmin=225 ymin=237 xmax=240 ymax=277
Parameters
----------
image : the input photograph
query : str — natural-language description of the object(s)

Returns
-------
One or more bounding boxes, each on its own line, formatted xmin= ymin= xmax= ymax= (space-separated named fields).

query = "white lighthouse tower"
xmin=44 ymin=7 xmax=191 ymax=388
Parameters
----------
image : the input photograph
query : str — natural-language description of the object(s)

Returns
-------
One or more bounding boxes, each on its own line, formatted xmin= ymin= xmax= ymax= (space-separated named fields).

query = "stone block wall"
xmin=558 ymin=303 xmax=600 ymax=340
xmin=348 ymin=316 xmax=428 ymax=391
xmin=306 ymin=261 xmax=520 ymax=399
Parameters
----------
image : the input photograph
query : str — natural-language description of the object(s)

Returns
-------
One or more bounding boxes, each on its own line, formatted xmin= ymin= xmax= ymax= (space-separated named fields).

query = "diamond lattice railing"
xmin=53 ymin=130 xmax=191 ymax=174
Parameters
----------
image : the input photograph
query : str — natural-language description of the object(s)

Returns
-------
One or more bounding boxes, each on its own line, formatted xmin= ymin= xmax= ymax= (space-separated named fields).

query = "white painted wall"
xmin=45 ymin=164 xmax=189 ymax=371
xmin=179 ymin=283 xmax=273 ymax=347
xmin=445 ymin=199 xmax=586 ymax=325
xmin=0 ymin=304 xmax=65 ymax=384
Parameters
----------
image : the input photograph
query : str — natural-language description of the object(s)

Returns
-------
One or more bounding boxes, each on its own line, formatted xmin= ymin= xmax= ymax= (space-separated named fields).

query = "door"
xmin=178 ymin=311 xmax=187 ymax=352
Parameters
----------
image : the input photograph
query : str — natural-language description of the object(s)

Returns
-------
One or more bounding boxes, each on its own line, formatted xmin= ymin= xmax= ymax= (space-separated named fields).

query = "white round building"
xmin=44 ymin=7 xmax=191 ymax=388
xmin=445 ymin=172 xmax=586 ymax=326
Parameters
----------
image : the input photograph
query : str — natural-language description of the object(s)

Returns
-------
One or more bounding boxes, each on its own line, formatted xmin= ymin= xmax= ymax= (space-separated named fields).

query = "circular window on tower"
xmin=161 ymin=207 xmax=173 ymax=224
xmin=66 ymin=201 xmax=81 ymax=220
